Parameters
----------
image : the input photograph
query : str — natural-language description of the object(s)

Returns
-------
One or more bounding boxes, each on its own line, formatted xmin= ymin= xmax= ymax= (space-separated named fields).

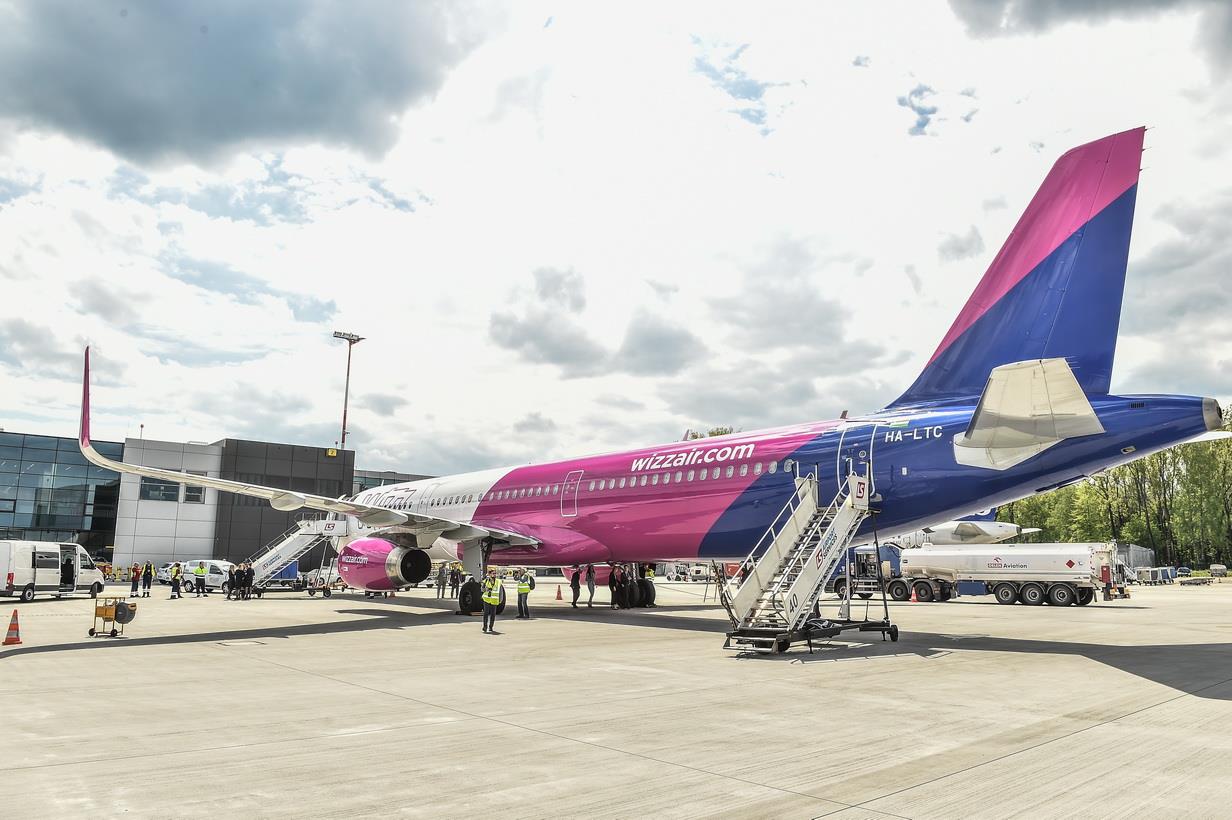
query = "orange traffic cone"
xmin=909 ymin=587 xmax=918 ymax=603
xmin=3 ymin=610 xmax=21 ymax=646
xmin=555 ymin=584 xmax=563 ymax=601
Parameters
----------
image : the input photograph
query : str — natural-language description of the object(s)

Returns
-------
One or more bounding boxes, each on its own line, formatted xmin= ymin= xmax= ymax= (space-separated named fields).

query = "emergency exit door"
xmin=561 ymin=470 xmax=583 ymax=518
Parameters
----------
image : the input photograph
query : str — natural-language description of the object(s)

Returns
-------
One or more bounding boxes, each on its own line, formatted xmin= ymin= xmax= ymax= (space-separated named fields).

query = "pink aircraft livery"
xmin=79 ymin=128 xmax=1224 ymax=613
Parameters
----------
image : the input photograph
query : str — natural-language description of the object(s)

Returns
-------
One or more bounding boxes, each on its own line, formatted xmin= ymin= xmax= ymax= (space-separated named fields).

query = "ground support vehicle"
xmin=897 ymin=543 xmax=1125 ymax=606
xmin=1 ymin=541 xmax=106 ymax=602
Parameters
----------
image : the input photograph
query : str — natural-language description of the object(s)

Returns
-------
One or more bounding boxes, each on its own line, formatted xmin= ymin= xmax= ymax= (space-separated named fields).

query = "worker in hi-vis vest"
xmin=481 ymin=567 xmax=502 ymax=634
xmin=192 ymin=562 xmax=208 ymax=597
xmin=515 ymin=569 xmax=533 ymax=619
xmin=169 ymin=563 xmax=183 ymax=599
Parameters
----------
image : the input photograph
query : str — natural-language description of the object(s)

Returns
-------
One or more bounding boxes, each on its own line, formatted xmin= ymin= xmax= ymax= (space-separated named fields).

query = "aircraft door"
xmin=416 ymin=482 xmax=443 ymax=515
xmin=561 ymin=470 xmax=583 ymax=518
xmin=836 ymin=421 xmax=880 ymax=495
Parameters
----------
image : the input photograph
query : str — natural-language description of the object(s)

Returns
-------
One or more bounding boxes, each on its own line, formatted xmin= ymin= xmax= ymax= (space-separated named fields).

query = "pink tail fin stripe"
xmin=928 ymin=127 xmax=1145 ymax=366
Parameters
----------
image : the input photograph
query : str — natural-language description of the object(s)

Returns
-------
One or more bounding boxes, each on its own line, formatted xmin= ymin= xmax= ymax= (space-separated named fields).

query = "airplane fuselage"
xmin=347 ymin=393 xmax=1214 ymax=568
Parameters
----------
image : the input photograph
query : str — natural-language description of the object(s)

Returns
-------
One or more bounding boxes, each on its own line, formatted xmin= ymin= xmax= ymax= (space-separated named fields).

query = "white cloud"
xmin=0 ymin=1 xmax=1228 ymax=474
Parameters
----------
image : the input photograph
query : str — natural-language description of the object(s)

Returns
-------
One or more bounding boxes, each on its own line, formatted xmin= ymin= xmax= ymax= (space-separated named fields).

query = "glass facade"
xmin=0 ymin=431 xmax=122 ymax=553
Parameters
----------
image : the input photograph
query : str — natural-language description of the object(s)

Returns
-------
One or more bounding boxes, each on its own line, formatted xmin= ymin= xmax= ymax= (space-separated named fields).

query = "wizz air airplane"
xmin=79 ymin=127 xmax=1223 ymax=613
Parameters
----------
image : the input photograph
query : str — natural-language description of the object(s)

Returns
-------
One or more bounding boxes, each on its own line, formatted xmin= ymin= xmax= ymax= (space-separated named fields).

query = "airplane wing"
xmin=77 ymin=349 xmax=536 ymax=546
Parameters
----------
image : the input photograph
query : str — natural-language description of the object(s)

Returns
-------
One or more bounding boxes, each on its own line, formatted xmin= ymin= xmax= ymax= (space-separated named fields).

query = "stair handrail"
xmin=726 ymin=471 xmax=820 ymax=623
xmin=779 ymin=475 xmax=870 ymax=629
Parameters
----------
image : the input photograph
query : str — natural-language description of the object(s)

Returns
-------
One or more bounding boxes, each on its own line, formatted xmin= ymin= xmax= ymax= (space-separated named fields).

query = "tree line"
xmin=998 ymin=406 xmax=1232 ymax=568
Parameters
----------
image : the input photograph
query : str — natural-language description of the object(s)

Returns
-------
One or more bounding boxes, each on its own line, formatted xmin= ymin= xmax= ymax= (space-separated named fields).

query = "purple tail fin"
xmin=892 ymin=127 xmax=1145 ymax=407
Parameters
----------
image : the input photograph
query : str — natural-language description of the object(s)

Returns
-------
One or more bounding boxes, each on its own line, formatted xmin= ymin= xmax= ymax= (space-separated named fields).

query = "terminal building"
xmin=0 ymin=429 xmax=428 ymax=569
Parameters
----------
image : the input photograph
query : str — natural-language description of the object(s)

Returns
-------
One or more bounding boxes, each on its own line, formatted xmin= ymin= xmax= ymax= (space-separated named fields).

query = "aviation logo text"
xmin=631 ymin=443 xmax=755 ymax=473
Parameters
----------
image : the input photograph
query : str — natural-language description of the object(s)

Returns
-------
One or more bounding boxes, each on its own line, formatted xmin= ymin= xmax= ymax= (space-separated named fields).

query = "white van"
xmin=181 ymin=559 xmax=235 ymax=592
xmin=0 ymin=541 xmax=106 ymax=602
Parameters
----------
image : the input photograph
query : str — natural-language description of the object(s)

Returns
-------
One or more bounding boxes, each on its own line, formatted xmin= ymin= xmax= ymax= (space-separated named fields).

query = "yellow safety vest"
xmin=646 ymin=568 xmax=655 ymax=579
xmin=482 ymin=577 xmax=502 ymax=605
xmin=171 ymin=566 xmax=182 ymax=579
xmin=193 ymin=566 xmax=207 ymax=577
xmin=517 ymin=574 xmax=531 ymax=595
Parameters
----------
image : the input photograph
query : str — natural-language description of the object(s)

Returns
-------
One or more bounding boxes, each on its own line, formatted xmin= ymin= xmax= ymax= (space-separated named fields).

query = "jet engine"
xmin=338 ymin=537 xmax=432 ymax=591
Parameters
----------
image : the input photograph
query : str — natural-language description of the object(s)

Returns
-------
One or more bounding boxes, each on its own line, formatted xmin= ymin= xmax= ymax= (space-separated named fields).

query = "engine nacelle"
xmin=338 ymin=537 xmax=432 ymax=591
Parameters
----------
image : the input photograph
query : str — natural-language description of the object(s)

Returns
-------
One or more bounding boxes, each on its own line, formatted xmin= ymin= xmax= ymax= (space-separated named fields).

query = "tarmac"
xmin=1 ymin=579 xmax=1230 ymax=819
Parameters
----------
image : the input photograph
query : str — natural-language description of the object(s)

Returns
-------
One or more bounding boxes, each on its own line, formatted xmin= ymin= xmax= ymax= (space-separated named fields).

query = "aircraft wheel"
xmin=1048 ymin=583 xmax=1076 ymax=607
xmin=887 ymin=580 xmax=910 ymax=601
xmin=626 ymin=580 xmax=643 ymax=608
xmin=638 ymin=578 xmax=655 ymax=606
xmin=1076 ymin=588 xmax=1095 ymax=606
xmin=913 ymin=582 xmax=934 ymax=603
xmin=993 ymin=583 xmax=1017 ymax=605
xmin=1019 ymin=583 xmax=1045 ymax=606
xmin=459 ymin=580 xmax=483 ymax=614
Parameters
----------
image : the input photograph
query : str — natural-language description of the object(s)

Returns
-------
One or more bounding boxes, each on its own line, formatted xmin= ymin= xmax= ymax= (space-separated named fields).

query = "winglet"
xmin=80 ymin=347 xmax=92 ymax=449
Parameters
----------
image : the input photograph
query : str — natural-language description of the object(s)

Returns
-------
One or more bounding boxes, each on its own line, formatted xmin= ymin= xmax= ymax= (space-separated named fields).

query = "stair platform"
xmin=724 ymin=617 xmax=899 ymax=655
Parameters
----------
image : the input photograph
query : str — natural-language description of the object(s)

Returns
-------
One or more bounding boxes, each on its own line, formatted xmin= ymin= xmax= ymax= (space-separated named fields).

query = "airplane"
xmin=885 ymin=514 xmax=1041 ymax=549
xmin=77 ymin=127 xmax=1225 ymax=614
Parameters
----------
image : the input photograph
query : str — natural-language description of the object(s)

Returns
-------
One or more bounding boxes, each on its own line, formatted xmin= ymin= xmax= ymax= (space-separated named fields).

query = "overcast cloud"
xmin=0 ymin=2 xmax=1228 ymax=473
xmin=0 ymin=0 xmax=486 ymax=165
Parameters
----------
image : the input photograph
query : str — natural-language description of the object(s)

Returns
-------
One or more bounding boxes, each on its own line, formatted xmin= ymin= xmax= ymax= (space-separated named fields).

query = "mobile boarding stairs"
xmin=245 ymin=515 xmax=344 ymax=594
xmin=717 ymin=472 xmax=899 ymax=654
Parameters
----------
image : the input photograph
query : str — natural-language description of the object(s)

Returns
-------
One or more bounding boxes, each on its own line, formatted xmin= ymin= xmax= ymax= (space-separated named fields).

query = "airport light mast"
xmin=333 ymin=331 xmax=365 ymax=450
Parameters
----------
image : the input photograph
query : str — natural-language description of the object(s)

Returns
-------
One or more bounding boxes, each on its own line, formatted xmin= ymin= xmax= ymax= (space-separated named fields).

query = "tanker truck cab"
xmin=0 ymin=541 xmax=105 ymax=602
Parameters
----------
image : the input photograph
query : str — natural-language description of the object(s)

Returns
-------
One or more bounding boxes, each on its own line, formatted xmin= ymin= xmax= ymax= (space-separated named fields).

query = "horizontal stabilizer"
xmin=953 ymin=358 xmax=1104 ymax=470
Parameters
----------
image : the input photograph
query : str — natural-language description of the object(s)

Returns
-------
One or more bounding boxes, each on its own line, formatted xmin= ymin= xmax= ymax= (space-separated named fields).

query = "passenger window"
xmin=739 ymin=464 xmax=748 ymax=477
xmin=618 ymin=477 xmax=626 ymax=489
xmin=607 ymin=479 xmax=615 ymax=490
xmin=537 ymin=486 xmax=544 ymax=496
xmin=588 ymin=481 xmax=596 ymax=491
xmin=661 ymin=473 xmax=670 ymax=485
xmin=754 ymin=463 xmax=763 ymax=475
xmin=784 ymin=459 xmax=794 ymax=473
xmin=698 ymin=469 xmax=707 ymax=481
xmin=651 ymin=474 xmax=659 ymax=486
xmin=712 ymin=467 xmax=720 ymax=479
xmin=552 ymin=485 xmax=559 ymax=494
xmin=639 ymin=475 xmax=648 ymax=487
xmin=768 ymin=461 xmax=778 ymax=474
xmin=687 ymin=469 xmax=695 ymax=481
xmin=725 ymin=466 xmax=734 ymax=479
xmin=674 ymin=471 xmax=683 ymax=483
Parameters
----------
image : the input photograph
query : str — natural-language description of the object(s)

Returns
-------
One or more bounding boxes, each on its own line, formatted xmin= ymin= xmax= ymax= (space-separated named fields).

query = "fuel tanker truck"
xmin=893 ymin=543 xmax=1127 ymax=606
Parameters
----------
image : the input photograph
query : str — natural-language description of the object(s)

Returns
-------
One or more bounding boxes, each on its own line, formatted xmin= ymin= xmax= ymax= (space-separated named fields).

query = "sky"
xmin=0 ymin=0 xmax=1229 ymax=475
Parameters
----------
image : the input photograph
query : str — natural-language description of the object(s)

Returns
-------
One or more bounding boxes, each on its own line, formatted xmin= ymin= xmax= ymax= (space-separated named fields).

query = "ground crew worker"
xmin=481 ymin=567 xmax=502 ymax=633
xmin=169 ymin=563 xmax=183 ymax=599
xmin=608 ymin=563 xmax=621 ymax=609
xmin=192 ymin=562 xmax=208 ymax=597
xmin=141 ymin=560 xmax=155 ymax=597
xmin=569 ymin=564 xmax=581 ymax=608
xmin=516 ymin=568 xmax=533 ymax=619
xmin=129 ymin=562 xmax=141 ymax=596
